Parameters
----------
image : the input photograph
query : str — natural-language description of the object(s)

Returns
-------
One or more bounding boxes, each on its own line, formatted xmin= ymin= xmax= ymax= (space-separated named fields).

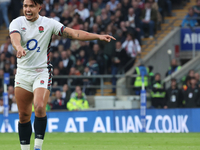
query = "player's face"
xmin=23 ymin=0 xmax=42 ymax=22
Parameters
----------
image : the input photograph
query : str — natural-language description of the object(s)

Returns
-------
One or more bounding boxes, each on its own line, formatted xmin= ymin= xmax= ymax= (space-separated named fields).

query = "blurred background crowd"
xmin=1 ymin=0 xmax=199 ymax=112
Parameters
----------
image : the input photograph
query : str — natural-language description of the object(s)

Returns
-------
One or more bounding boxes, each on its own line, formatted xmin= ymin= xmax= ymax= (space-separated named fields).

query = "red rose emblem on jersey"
xmin=39 ymin=26 xmax=44 ymax=33
xmin=40 ymin=80 xmax=44 ymax=84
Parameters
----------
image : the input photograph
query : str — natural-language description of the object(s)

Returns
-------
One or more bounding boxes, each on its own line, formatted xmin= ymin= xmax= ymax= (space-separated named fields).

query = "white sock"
xmin=34 ymin=138 xmax=43 ymax=150
xmin=21 ymin=144 xmax=30 ymax=150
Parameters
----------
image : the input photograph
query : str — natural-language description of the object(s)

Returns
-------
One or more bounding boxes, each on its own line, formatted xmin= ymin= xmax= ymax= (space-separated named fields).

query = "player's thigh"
xmin=15 ymin=87 xmax=33 ymax=123
xmin=33 ymin=73 xmax=51 ymax=115
xmin=33 ymin=88 xmax=50 ymax=107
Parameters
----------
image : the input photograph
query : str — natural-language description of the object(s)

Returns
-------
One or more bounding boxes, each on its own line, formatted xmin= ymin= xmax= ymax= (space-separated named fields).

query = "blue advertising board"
xmin=181 ymin=28 xmax=200 ymax=51
xmin=0 ymin=108 xmax=199 ymax=133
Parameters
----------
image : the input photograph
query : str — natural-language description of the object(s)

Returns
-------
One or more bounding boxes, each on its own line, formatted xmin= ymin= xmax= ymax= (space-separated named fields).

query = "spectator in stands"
xmin=165 ymin=78 xmax=183 ymax=108
xmin=107 ymin=0 xmax=119 ymax=12
xmin=59 ymin=51 xmax=73 ymax=75
xmin=165 ymin=0 xmax=172 ymax=16
xmin=50 ymin=11 xmax=60 ymax=22
xmin=67 ymin=51 xmax=76 ymax=67
xmin=75 ymin=3 xmax=90 ymax=21
xmin=97 ymin=0 xmax=106 ymax=9
xmin=10 ymin=0 xmax=21 ymax=20
xmin=82 ymin=0 xmax=91 ymax=10
xmin=52 ymin=2 xmax=62 ymax=17
xmin=82 ymin=66 xmax=94 ymax=95
xmin=0 ymin=53 xmax=6 ymax=69
xmin=11 ymin=96 xmax=18 ymax=112
xmin=67 ymin=88 xmax=89 ymax=111
xmin=140 ymin=1 xmax=157 ymax=38
xmin=132 ymin=0 xmax=142 ymax=18
xmin=181 ymin=7 xmax=198 ymax=27
xmin=193 ymin=0 xmax=200 ymax=25
xmin=85 ymin=10 xmax=96 ymax=30
xmin=122 ymin=33 xmax=141 ymax=63
xmin=70 ymin=86 xmax=87 ymax=99
xmin=68 ymin=17 xmax=82 ymax=30
xmin=0 ymin=98 xmax=3 ymax=112
xmin=78 ymin=41 xmax=91 ymax=57
xmin=121 ymin=0 xmax=130 ymax=18
xmin=86 ymin=57 xmax=99 ymax=75
xmin=4 ymin=61 xmax=13 ymax=75
xmin=60 ymin=10 xmax=72 ymax=26
xmin=91 ymin=44 xmax=105 ymax=74
xmin=195 ymin=72 xmax=200 ymax=87
xmin=8 ymin=85 xmax=14 ymax=109
xmin=0 ymin=36 xmax=14 ymax=55
xmin=10 ymin=55 xmax=16 ymax=70
xmin=51 ymin=51 xmax=60 ymax=68
xmin=0 ymin=0 xmax=10 ymax=29
xmin=165 ymin=58 xmax=181 ymax=77
xmin=58 ymin=36 xmax=71 ymax=50
xmin=111 ymin=41 xmax=129 ymax=93
xmin=150 ymin=73 xmax=166 ymax=108
xmin=58 ymin=0 xmax=67 ymax=13
xmin=61 ymin=84 xmax=71 ymax=104
xmin=75 ymin=59 xmax=84 ymax=74
xmin=101 ymin=8 xmax=111 ymax=28
xmin=182 ymin=69 xmax=195 ymax=85
xmin=137 ymin=0 xmax=145 ymax=10
xmin=50 ymin=35 xmax=59 ymax=52
xmin=77 ymin=49 xmax=88 ymax=66
xmin=68 ymin=67 xmax=82 ymax=88
xmin=124 ymin=7 xmax=141 ymax=44
xmin=52 ymin=67 xmax=65 ymax=87
xmin=52 ymin=90 xmax=66 ymax=110
xmin=149 ymin=0 xmax=162 ymax=30
xmin=43 ymin=0 xmax=53 ymax=17
xmin=183 ymin=77 xmax=200 ymax=108
xmin=92 ymin=2 xmax=101 ymax=17
xmin=68 ymin=0 xmax=80 ymax=9
xmin=0 ymin=70 xmax=4 ymax=96
xmin=157 ymin=0 xmax=165 ymax=23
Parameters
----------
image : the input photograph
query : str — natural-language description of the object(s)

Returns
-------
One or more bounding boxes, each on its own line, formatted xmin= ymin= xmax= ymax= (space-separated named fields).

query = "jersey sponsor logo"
xmin=21 ymin=27 xmax=26 ymax=32
xmin=39 ymin=26 xmax=44 ymax=33
xmin=26 ymin=39 xmax=40 ymax=52
xmin=40 ymin=80 xmax=44 ymax=85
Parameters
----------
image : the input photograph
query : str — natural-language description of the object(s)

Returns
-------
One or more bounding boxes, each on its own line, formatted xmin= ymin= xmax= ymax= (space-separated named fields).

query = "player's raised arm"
xmin=10 ymin=33 xmax=26 ymax=58
xmin=62 ymin=27 xmax=116 ymax=42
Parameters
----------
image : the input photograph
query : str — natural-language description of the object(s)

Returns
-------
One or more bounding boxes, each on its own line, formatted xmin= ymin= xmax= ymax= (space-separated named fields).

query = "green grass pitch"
xmin=0 ymin=133 xmax=199 ymax=150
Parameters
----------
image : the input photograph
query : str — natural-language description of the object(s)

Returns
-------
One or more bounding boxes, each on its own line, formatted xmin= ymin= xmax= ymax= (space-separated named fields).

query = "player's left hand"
xmin=99 ymin=35 xmax=116 ymax=42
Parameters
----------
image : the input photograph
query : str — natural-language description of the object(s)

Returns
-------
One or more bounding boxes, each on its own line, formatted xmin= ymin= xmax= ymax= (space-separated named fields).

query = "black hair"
xmin=22 ymin=0 xmax=43 ymax=5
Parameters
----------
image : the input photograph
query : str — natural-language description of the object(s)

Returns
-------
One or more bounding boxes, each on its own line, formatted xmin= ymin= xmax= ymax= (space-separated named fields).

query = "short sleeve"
xmin=50 ymin=18 xmax=65 ymax=36
xmin=9 ymin=18 xmax=21 ymax=35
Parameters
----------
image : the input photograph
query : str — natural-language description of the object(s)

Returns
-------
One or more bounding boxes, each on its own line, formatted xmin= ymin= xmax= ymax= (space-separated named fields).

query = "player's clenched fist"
xmin=16 ymin=48 xmax=26 ymax=58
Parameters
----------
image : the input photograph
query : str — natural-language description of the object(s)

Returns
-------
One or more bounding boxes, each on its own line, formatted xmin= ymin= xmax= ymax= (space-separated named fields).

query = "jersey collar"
xmin=26 ymin=15 xmax=42 ymax=26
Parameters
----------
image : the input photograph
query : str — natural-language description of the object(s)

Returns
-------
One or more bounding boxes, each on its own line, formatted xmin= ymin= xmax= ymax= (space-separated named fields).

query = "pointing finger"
xmin=110 ymin=36 xmax=116 ymax=40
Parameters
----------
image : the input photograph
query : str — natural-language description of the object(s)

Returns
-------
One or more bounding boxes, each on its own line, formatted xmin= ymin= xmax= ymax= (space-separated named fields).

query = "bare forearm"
xmin=10 ymin=33 xmax=22 ymax=51
xmin=74 ymin=30 xmax=100 ymax=41
xmin=63 ymin=27 xmax=100 ymax=41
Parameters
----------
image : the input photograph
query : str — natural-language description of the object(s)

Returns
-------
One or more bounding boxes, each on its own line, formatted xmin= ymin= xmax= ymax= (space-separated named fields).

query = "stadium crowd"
xmin=0 ymin=0 xmax=194 ymax=112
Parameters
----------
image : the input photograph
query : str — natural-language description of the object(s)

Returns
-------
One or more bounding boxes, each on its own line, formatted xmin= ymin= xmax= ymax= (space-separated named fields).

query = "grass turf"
xmin=0 ymin=133 xmax=199 ymax=150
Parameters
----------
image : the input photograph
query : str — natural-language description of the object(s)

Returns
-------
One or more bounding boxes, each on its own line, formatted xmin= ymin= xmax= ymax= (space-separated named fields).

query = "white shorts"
xmin=15 ymin=68 xmax=53 ymax=93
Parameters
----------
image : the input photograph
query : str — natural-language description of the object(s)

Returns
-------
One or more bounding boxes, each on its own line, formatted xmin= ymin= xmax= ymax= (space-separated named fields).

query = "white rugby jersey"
xmin=9 ymin=15 xmax=64 ymax=71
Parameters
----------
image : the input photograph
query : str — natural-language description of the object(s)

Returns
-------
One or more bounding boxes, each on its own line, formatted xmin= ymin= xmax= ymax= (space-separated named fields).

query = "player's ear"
xmin=38 ymin=5 xmax=42 ymax=12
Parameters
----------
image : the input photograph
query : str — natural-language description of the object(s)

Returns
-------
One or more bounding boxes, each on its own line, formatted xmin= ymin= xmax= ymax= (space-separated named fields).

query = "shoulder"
xmin=10 ymin=16 xmax=25 ymax=24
